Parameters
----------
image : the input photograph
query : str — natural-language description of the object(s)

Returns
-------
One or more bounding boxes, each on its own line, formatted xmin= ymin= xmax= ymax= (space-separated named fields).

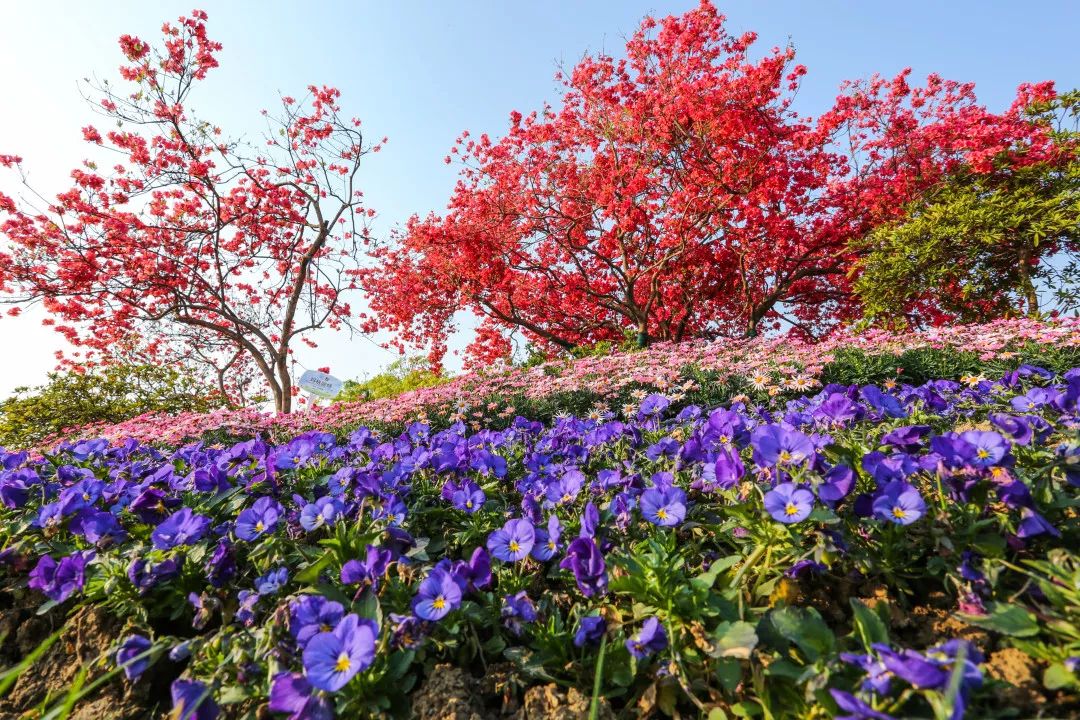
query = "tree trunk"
xmin=1017 ymin=244 xmax=1040 ymax=317
xmin=636 ymin=321 xmax=650 ymax=348
xmin=275 ymin=356 xmax=292 ymax=414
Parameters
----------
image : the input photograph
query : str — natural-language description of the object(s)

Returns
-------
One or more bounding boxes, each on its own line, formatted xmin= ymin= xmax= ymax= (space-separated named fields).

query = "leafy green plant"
xmin=0 ymin=364 xmax=214 ymax=449
xmin=335 ymin=357 xmax=448 ymax=403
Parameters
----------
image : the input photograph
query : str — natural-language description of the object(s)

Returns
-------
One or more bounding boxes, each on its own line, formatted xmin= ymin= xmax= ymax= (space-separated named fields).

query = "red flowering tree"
xmin=359 ymin=1 xmax=1059 ymax=368
xmin=0 ymin=12 xmax=380 ymax=412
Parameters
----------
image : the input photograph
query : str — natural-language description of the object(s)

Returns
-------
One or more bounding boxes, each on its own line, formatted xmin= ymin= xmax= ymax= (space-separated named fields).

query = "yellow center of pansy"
xmin=334 ymin=652 xmax=351 ymax=672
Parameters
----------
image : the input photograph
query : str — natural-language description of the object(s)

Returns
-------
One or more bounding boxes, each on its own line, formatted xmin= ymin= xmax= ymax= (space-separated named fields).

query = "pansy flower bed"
xmin=1 ymin=362 xmax=1079 ymax=718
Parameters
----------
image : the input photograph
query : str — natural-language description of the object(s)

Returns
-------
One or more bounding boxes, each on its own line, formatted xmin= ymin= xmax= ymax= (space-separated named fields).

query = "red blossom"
xmin=0 ymin=12 xmax=376 ymax=413
xmin=360 ymin=0 xmax=1062 ymax=367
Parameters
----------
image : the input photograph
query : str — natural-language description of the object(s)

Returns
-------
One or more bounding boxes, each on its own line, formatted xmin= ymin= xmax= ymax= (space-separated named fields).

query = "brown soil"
xmin=899 ymin=604 xmax=990 ymax=649
xmin=410 ymin=664 xmax=492 ymax=720
xmin=513 ymin=684 xmax=613 ymax=720
xmin=0 ymin=590 xmax=65 ymax=667
xmin=0 ymin=603 xmax=161 ymax=719
xmin=985 ymin=647 xmax=1043 ymax=712
xmin=475 ymin=662 xmax=525 ymax=716
xmin=410 ymin=666 xmax=613 ymax=720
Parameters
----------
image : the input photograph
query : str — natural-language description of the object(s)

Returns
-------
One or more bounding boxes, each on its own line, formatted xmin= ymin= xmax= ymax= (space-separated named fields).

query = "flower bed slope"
xmin=1 ymin=355 xmax=1079 ymax=718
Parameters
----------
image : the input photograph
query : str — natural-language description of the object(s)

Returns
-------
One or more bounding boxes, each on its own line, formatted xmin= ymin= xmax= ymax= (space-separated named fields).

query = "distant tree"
xmin=358 ymin=1 xmax=1061 ymax=368
xmin=0 ymin=11 xmax=382 ymax=412
xmin=0 ymin=364 xmax=214 ymax=449
xmin=335 ymin=356 xmax=448 ymax=404
xmin=854 ymin=91 xmax=1080 ymax=325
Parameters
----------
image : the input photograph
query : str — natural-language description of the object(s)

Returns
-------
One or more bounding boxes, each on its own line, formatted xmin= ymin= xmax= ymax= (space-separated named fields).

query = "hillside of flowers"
xmin=56 ymin=317 xmax=1080 ymax=448
xmin=1 ymin=326 xmax=1080 ymax=718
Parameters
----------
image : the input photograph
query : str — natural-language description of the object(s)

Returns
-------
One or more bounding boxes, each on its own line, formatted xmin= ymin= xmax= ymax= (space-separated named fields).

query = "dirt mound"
xmin=985 ymin=647 xmax=1044 ymax=712
xmin=411 ymin=664 xmax=493 ymax=720
xmin=513 ymin=684 xmax=612 ymax=720
xmin=0 ymin=601 xmax=166 ymax=719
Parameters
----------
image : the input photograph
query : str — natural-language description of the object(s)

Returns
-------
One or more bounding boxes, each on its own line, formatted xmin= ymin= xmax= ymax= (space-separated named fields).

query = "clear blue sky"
xmin=1 ymin=1 xmax=1077 ymax=397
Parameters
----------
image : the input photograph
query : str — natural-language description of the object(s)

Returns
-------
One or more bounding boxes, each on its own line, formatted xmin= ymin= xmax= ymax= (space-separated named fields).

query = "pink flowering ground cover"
xmin=57 ymin=317 xmax=1080 ymax=448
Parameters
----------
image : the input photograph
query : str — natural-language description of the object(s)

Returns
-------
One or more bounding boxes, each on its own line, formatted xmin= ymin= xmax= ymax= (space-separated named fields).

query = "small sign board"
xmin=299 ymin=369 xmax=343 ymax=399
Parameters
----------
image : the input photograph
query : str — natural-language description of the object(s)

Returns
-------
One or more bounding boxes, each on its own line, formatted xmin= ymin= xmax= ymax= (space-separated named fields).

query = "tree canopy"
xmin=359 ymin=1 xmax=1063 ymax=369
xmin=0 ymin=11 xmax=381 ymax=412
xmin=853 ymin=91 xmax=1080 ymax=325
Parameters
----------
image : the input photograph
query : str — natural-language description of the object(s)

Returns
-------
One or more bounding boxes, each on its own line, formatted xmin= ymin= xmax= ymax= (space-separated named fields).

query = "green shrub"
xmin=0 ymin=364 xmax=214 ymax=449
xmin=336 ymin=357 xmax=448 ymax=403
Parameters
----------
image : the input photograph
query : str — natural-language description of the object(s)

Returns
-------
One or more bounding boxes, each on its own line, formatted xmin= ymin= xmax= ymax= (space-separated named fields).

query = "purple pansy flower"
xmin=819 ymin=464 xmax=855 ymax=506
xmin=639 ymin=394 xmax=670 ymax=417
xmin=273 ymin=438 xmax=316 ymax=471
xmin=235 ymin=497 xmax=283 ymax=541
xmin=236 ymin=590 xmax=261 ymax=626
xmin=829 ymin=689 xmax=896 ymax=720
xmin=1011 ymin=387 xmax=1053 ymax=412
xmin=486 ymin=518 xmax=535 ymax=562
xmin=152 ymin=508 xmax=211 ymax=550
xmin=171 ymin=679 xmax=219 ymax=720
xmin=28 ymin=551 xmax=94 ymax=602
xmin=290 ymin=595 xmax=346 ymax=648
xmin=763 ymin=483 xmax=814 ymax=523
xmin=302 ymin=614 xmax=377 ymax=692
xmin=128 ymin=556 xmax=182 ymax=594
xmin=299 ymin=496 xmax=344 ymax=531
xmin=531 ymin=515 xmax=562 ymax=561
xmin=451 ymin=482 xmax=486 ymax=514
xmin=269 ymin=673 xmax=333 ymax=720
xmin=255 ymin=567 xmax=289 ymax=595
xmin=626 ymin=617 xmax=668 ymax=659
xmin=116 ymin=634 xmax=153 ymax=680
xmin=712 ymin=447 xmax=745 ymax=489
xmin=205 ymin=541 xmax=237 ymax=588
xmin=580 ymin=502 xmax=599 ymax=538
xmin=341 ymin=545 xmax=393 ymax=589
xmin=574 ymin=616 xmax=607 ymax=647
xmin=751 ymin=425 xmax=815 ymax=467
xmin=1017 ymin=508 xmax=1060 ymax=538
xmin=559 ymin=537 xmax=607 ymax=597
xmin=872 ymin=481 xmax=926 ymax=526
xmin=880 ymin=425 xmax=930 ymax=452
xmin=872 ymin=643 xmax=949 ymax=689
xmin=640 ymin=486 xmax=687 ymax=527
xmin=129 ymin=487 xmax=175 ymax=523
xmin=70 ymin=508 xmax=127 ymax=544
xmin=412 ymin=567 xmax=462 ymax=621
xmin=958 ymin=430 xmax=1008 ymax=468
xmin=453 ymin=546 xmax=492 ymax=591
xmin=501 ymin=591 xmax=537 ymax=635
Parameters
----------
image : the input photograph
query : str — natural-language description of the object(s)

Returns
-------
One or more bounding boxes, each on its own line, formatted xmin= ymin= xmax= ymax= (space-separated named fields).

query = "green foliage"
xmin=335 ymin=356 xmax=448 ymax=403
xmin=515 ymin=332 xmax=643 ymax=370
xmin=818 ymin=342 xmax=1080 ymax=389
xmin=999 ymin=548 xmax=1080 ymax=683
xmin=854 ymin=91 xmax=1080 ymax=323
xmin=0 ymin=364 xmax=213 ymax=449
